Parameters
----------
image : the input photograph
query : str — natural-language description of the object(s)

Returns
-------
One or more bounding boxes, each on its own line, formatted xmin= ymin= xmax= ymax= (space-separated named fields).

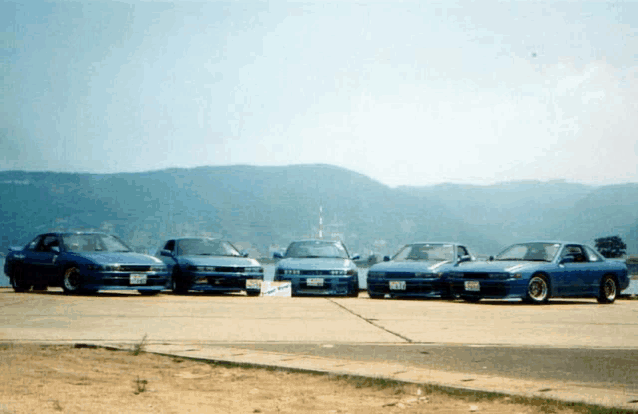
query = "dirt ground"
xmin=0 ymin=344 xmax=620 ymax=414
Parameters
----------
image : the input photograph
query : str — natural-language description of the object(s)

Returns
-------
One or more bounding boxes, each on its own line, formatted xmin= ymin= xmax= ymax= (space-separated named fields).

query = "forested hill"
xmin=1 ymin=165 xmax=637 ymax=257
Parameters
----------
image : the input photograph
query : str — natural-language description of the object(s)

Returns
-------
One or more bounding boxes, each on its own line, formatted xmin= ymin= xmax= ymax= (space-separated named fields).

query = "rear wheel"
xmin=62 ymin=266 xmax=83 ymax=294
xmin=525 ymin=274 xmax=550 ymax=304
xmin=597 ymin=275 xmax=618 ymax=304
xmin=11 ymin=268 xmax=33 ymax=293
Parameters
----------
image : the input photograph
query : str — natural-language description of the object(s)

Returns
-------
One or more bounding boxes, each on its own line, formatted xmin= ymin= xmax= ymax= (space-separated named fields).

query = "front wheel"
xmin=597 ymin=275 xmax=618 ymax=304
xmin=525 ymin=274 xmax=550 ymax=304
xmin=62 ymin=267 xmax=83 ymax=294
xmin=171 ymin=274 xmax=188 ymax=295
xmin=11 ymin=268 xmax=33 ymax=293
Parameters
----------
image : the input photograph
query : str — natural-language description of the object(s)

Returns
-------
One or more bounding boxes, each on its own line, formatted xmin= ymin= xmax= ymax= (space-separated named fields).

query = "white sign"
xmin=260 ymin=281 xmax=292 ymax=297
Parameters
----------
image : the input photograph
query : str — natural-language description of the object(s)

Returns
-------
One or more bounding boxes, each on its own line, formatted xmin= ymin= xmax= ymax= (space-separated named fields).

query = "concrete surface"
xmin=1 ymin=288 xmax=638 ymax=410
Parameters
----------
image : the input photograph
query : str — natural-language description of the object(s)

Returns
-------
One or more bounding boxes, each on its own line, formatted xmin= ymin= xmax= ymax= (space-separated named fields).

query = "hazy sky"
xmin=1 ymin=0 xmax=637 ymax=187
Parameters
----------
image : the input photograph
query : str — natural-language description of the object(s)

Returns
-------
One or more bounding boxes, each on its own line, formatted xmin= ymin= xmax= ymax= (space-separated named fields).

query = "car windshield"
xmin=494 ymin=242 xmax=561 ymax=262
xmin=176 ymin=239 xmax=240 ymax=256
xmin=392 ymin=244 xmax=454 ymax=262
xmin=285 ymin=241 xmax=349 ymax=259
xmin=62 ymin=234 xmax=131 ymax=253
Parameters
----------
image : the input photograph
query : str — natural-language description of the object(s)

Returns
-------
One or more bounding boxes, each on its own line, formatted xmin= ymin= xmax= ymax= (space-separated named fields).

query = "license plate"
xmin=130 ymin=273 xmax=147 ymax=285
xmin=307 ymin=278 xmax=324 ymax=287
xmin=464 ymin=281 xmax=480 ymax=292
xmin=246 ymin=279 xmax=262 ymax=289
xmin=389 ymin=281 xmax=406 ymax=290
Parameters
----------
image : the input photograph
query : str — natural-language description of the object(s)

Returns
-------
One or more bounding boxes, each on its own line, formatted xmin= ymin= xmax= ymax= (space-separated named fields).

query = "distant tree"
xmin=594 ymin=236 xmax=627 ymax=258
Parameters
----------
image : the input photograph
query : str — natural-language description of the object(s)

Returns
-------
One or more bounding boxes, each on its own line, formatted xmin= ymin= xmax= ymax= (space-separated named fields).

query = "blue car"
xmin=273 ymin=239 xmax=360 ymax=297
xmin=366 ymin=242 xmax=474 ymax=299
xmin=4 ymin=232 xmax=169 ymax=295
xmin=158 ymin=238 xmax=264 ymax=296
xmin=447 ymin=241 xmax=630 ymax=304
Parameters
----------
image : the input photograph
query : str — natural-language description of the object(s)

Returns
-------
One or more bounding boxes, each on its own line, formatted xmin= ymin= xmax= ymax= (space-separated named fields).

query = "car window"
xmin=495 ymin=243 xmax=560 ymax=261
xmin=584 ymin=245 xmax=603 ymax=262
xmin=26 ymin=235 xmax=43 ymax=251
xmin=561 ymin=245 xmax=588 ymax=263
xmin=285 ymin=241 xmax=349 ymax=259
xmin=176 ymin=239 xmax=240 ymax=256
xmin=393 ymin=244 xmax=454 ymax=262
xmin=62 ymin=234 xmax=131 ymax=252
xmin=457 ymin=246 xmax=469 ymax=257
xmin=36 ymin=235 xmax=59 ymax=253
xmin=164 ymin=240 xmax=175 ymax=251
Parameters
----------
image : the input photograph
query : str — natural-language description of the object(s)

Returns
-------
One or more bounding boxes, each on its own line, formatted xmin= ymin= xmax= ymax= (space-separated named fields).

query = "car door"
xmin=582 ymin=245 xmax=608 ymax=295
xmin=24 ymin=235 xmax=61 ymax=285
xmin=555 ymin=245 xmax=590 ymax=296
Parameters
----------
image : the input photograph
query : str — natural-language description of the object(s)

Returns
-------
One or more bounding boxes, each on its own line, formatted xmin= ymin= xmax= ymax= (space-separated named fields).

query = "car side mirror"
xmin=351 ymin=254 xmax=360 ymax=261
xmin=273 ymin=252 xmax=283 ymax=259
xmin=383 ymin=256 xmax=390 ymax=262
xmin=240 ymin=250 xmax=249 ymax=258
xmin=51 ymin=246 xmax=60 ymax=254
xmin=160 ymin=249 xmax=173 ymax=257
xmin=488 ymin=256 xmax=494 ymax=261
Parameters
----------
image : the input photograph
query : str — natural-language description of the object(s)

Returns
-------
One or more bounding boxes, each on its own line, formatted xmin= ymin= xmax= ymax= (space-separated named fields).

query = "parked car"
xmin=366 ymin=242 xmax=474 ymax=299
xmin=4 ymin=232 xmax=169 ymax=295
xmin=447 ymin=241 xmax=630 ymax=304
xmin=273 ymin=239 xmax=360 ymax=297
xmin=157 ymin=238 xmax=264 ymax=296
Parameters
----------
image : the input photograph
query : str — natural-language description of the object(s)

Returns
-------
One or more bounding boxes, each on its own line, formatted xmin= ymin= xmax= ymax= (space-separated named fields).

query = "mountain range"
xmin=1 ymin=165 xmax=637 ymax=257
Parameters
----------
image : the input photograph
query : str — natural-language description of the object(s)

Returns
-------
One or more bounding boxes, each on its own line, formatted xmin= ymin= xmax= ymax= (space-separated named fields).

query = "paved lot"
xmin=2 ymin=288 xmax=638 ymax=409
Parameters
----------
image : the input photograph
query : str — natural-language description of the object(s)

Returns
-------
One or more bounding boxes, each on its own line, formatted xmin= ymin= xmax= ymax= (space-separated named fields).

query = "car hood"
xmin=369 ymin=260 xmax=453 ymax=273
xmin=277 ymin=258 xmax=356 ymax=270
xmin=71 ymin=252 xmax=164 ymax=265
xmin=177 ymin=256 xmax=260 ymax=267
xmin=449 ymin=260 xmax=544 ymax=273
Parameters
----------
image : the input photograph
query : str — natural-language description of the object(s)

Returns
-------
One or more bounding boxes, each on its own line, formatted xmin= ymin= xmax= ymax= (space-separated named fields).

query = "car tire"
xmin=10 ymin=268 xmax=33 ymax=293
xmin=597 ymin=275 xmax=618 ymax=304
xmin=171 ymin=271 xmax=188 ymax=295
xmin=138 ymin=290 xmax=160 ymax=296
xmin=525 ymin=274 xmax=550 ymax=304
xmin=460 ymin=295 xmax=481 ymax=303
xmin=246 ymin=290 xmax=260 ymax=297
xmin=348 ymin=288 xmax=359 ymax=298
xmin=62 ymin=266 xmax=83 ymax=294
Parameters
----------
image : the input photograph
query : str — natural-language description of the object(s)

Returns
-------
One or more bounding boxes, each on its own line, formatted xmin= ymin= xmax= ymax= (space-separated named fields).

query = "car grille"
xmin=461 ymin=273 xmax=491 ymax=279
xmin=214 ymin=267 xmax=245 ymax=273
xmin=119 ymin=265 xmax=155 ymax=272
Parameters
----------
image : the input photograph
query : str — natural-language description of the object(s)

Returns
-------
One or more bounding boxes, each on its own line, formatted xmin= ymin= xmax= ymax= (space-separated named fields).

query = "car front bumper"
xmin=367 ymin=277 xmax=450 ymax=298
xmin=449 ymin=278 xmax=527 ymax=299
xmin=275 ymin=275 xmax=358 ymax=296
xmin=82 ymin=271 xmax=169 ymax=291
xmin=183 ymin=271 xmax=264 ymax=292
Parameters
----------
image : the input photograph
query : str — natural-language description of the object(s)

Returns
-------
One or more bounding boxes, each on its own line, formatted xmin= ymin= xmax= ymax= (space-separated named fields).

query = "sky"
xmin=1 ymin=0 xmax=637 ymax=187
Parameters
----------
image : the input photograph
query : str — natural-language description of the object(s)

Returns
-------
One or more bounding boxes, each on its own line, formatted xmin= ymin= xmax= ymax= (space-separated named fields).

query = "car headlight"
xmin=511 ymin=273 xmax=522 ymax=279
xmin=283 ymin=269 xmax=301 ymax=275
xmin=188 ymin=265 xmax=215 ymax=272
xmin=368 ymin=272 xmax=385 ymax=278
xmin=151 ymin=265 xmax=167 ymax=272
xmin=489 ymin=273 xmax=511 ymax=280
xmin=434 ymin=272 xmax=444 ymax=279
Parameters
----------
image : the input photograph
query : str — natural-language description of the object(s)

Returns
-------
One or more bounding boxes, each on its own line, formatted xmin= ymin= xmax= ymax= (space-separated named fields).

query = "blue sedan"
xmin=158 ymin=238 xmax=264 ymax=296
xmin=447 ymin=241 xmax=630 ymax=304
xmin=273 ymin=239 xmax=360 ymax=297
xmin=367 ymin=242 xmax=474 ymax=299
xmin=4 ymin=232 xmax=169 ymax=295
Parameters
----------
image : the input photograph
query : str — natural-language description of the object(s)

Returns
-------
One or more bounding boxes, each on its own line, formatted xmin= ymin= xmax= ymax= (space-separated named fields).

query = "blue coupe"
xmin=273 ymin=239 xmax=360 ymax=297
xmin=447 ymin=241 xmax=630 ymax=304
xmin=4 ymin=232 xmax=169 ymax=295
xmin=366 ymin=242 xmax=474 ymax=299
xmin=157 ymin=238 xmax=264 ymax=296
